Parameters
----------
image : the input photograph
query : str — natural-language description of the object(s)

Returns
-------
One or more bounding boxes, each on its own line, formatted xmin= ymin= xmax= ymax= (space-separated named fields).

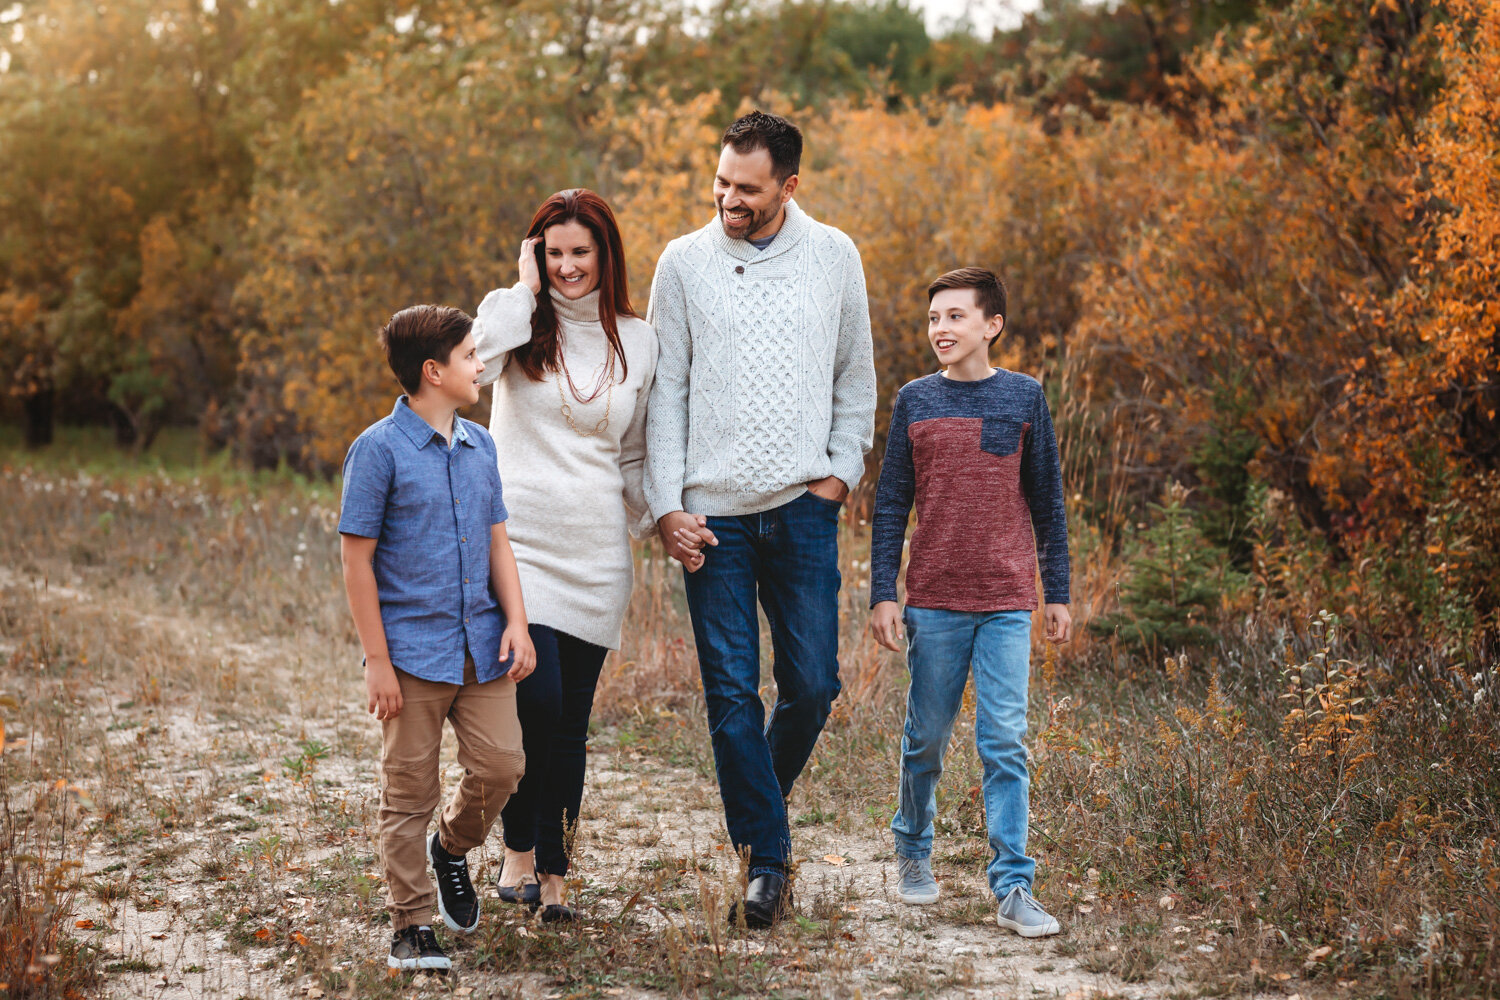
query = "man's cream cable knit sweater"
xmin=473 ymin=283 xmax=658 ymax=651
xmin=644 ymin=200 xmax=877 ymax=518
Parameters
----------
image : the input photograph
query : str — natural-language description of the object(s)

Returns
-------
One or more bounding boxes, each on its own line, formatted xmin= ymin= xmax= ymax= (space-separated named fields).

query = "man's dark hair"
xmin=721 ymin=110 xmax=803 ymax=182
xmin=378 ymin=304 xmax=473 ymax=396
xmin=927 ymin=267 xmax=1007 ymax=323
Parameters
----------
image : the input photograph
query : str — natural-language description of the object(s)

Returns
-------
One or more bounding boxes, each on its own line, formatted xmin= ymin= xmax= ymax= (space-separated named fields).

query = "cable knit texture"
xmin=473 ymin=283 xmax=658 ymax=650
xmin=644 ymin=200 xmax=877 ymax=517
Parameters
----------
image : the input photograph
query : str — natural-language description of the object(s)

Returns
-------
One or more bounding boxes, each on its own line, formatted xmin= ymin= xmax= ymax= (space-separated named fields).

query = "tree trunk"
xmin=23 ymin=389 xmax=54 ymax=448
xmin=110 ymin=402 xmax=139 ymax=448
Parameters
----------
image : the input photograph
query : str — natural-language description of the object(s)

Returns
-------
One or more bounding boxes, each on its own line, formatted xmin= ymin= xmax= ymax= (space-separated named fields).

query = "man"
xmin=645 ymin=110 xmax=876 ymax=928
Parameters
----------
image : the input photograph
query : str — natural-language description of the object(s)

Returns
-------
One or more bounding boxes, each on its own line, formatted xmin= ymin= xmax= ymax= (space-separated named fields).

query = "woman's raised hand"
xmin=519 ymin=236 xmax=543 ymax=295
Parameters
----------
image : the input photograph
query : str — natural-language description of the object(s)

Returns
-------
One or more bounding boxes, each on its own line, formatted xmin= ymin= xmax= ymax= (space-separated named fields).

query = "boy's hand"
xmin=659 ymin=510 xmax=715 ymax=573
xmin=499 ymin=623 xmax=536 ymax=681
xmin=1045 ymin=603 xmax=1072 ymax=644
xmin=365 ymin=657 xmax=403 ymax=720
xmin=869 ymin=601 xmax=905 ymax=651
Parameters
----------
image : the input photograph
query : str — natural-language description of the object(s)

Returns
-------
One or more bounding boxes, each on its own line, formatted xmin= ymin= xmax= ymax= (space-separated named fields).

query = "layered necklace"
xmin=556 ymin=347 xmax=617 ymax=438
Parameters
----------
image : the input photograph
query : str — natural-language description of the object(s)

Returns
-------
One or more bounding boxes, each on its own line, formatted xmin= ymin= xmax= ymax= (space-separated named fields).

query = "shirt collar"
xmin=391 ymin=396 xmax=474 ymax=450
xmin=709 ymin=198 xmax=810 ymax=262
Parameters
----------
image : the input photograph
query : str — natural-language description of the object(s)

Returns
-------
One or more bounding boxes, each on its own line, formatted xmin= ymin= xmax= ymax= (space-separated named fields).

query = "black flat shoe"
xmin=729 ymin=873 xmax=793 ymax=929
xmin=496 ymin=859 xmax=541 ymax=908
xmin=539 ymin=903 xmax=577 ymax=924
xmin=497 ymin=881 xmax=541 ymax=907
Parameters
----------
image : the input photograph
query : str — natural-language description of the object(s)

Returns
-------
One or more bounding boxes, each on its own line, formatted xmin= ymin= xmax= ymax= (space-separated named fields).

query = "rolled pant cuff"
xmin=893 ymin=845 xmax=932 ymax=861
xmin=748 ymin=864 xmax=787 ymax=881
xmin=390 ymin=905 xmax=435 ymax=932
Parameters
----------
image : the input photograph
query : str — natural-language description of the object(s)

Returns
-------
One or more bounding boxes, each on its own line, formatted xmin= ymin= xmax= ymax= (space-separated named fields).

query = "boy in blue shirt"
xmin=869 ymin=268 xmax=1071 ymax=937
xmin=339 ymin=304 xmax=536 ymax=972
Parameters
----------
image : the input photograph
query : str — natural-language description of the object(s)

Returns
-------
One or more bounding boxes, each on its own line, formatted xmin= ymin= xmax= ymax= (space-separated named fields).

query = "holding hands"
xmin=659 ymin=510 xmax=716 ymax=573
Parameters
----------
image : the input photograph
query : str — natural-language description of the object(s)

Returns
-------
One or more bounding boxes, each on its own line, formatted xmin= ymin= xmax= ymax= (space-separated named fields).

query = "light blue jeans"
xmin=891 ymin=606 xmax=1036 ymax=898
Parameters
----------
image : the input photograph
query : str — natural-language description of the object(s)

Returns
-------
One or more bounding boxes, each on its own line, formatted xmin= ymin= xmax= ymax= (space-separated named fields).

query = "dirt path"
xmin=7 ymin=566 xmax=1188 ymax=1000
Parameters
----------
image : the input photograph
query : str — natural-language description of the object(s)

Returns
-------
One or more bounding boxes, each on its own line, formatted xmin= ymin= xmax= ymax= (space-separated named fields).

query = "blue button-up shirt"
xmin=338 ymin=397 xmax=510 ymax=684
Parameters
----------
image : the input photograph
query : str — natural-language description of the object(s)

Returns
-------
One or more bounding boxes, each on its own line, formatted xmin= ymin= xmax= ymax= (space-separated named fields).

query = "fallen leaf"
xmin=1272 ymin=972 xmax=1295 ymax=982
xmin=1075 ymin=904 xmax=1094 ymax=914
xmin=454 ymin=990 xmax=474 ymax=998
xmin=291 ymin=931 xmax=311 ymax=947
xmin=253 ymin=927 xmax=272 ymax=941
xmin=603 ymin=991 xmax=624 ymax=997
xmin=149 ymin=933 xmax=166 ymax=940
xmin=1308 ymin=945 xmax=1334 ymax=961
xmin=307 ymin=989 xmax=324 ymax=999
xmin=822 ymin=854 xmax=849 ymax=867
xmin=75 ymin=919 xmax=95 ymax=929
xmin=1158 ymin=895 xmax=1176 ymax=910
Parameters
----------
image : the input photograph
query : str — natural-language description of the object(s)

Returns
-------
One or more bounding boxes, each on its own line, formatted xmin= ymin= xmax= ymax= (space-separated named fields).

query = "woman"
xmin=472 ymin=189 xmax=661 ymax=921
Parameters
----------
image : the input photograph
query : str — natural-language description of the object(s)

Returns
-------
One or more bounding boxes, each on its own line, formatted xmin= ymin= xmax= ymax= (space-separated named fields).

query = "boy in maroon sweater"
xmin=869 ymin=267 xmax=1071 ymax=936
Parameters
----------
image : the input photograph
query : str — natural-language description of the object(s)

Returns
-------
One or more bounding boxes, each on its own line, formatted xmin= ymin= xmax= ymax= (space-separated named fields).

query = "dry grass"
xmin=1 ymin=433 xmax=1497 ymax=998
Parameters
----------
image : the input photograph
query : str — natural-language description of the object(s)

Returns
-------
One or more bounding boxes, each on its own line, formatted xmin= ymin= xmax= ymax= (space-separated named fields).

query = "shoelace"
xmin=414 ymin=926 xmax=442 ymax=953
xmin=1012 ymin=888 xmax=1048 ymax=916
xmin=434 ymin=854 xmax=474 ymax=900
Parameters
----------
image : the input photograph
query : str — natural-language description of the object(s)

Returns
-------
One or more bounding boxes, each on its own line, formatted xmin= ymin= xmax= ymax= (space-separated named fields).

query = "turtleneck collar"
xmin=549 ymin=285 xmax=602 ymax=326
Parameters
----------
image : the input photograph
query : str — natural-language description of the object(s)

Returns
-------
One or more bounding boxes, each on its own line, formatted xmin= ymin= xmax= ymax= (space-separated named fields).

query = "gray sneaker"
xmin=896 ymin=856 xmax=940 ymax=905
xmin=995 ymin=885 xmax=1061 ymax=937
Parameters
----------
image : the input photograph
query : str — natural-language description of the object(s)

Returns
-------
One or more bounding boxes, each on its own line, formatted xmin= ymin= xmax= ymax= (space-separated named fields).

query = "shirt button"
xmin=735 ymin=265 xmax=744 ymax=274
xmin=464 ymin=577 xmax=469 ymax=583
xmin=465 ymin=617 xmax=470 ymax=623
xmin=454 ymin=499 xmax=460 ymax=505
xmin=461 ymin=536 xmax=467 ymax=542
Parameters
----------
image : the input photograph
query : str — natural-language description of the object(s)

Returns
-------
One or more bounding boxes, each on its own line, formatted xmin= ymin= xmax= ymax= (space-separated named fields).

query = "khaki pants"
xmin=379 ymin=657 xmax=524 ymax=931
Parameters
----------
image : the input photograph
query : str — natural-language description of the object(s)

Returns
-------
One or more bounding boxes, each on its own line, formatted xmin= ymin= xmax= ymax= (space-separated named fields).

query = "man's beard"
xmin=717 ymin=199 xmax=780 ymax=241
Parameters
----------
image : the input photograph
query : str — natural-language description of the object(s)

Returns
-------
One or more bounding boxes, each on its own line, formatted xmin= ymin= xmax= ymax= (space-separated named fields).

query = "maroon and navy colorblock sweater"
xmin=869 ymin=369 xmax=1070 ymax=612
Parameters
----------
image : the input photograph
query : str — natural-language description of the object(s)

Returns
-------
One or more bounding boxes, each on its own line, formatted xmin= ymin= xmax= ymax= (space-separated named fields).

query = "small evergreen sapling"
xmin=1090 ymin=481 xmax=1247 ymax=656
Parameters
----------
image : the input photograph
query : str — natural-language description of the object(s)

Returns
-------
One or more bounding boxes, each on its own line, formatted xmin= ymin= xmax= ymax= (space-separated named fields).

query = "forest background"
xmin=4 ymin=0 xmax=1498 ymax=648
xmin=3 ymin=0 xmax=1500 ymax=995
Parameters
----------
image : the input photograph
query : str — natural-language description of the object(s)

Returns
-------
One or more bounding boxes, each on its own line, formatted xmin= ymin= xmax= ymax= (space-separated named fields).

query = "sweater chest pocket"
xmin=980 ymin=418 xmax=1028 ymax=459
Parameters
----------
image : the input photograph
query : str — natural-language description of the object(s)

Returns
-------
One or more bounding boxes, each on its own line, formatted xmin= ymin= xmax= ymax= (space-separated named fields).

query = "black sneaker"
xmin=427 ymin=832 xmax=480 ymax=933
xmin=388 ymin=925 xmax=451 ymax=972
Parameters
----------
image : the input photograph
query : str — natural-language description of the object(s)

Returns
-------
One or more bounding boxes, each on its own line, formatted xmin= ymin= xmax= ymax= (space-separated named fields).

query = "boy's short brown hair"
xmin=378 ymin=305 xmax=473 ymax=396
xmin=927 ymin=267 xmax=1007 ymax=323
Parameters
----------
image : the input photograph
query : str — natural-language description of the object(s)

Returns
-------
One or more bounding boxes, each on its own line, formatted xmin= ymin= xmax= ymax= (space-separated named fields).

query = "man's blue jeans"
xmin=682 ymin=491 xmax=843 ymax=878
xmin=891 ymin=606 xmax=1037 ymax=897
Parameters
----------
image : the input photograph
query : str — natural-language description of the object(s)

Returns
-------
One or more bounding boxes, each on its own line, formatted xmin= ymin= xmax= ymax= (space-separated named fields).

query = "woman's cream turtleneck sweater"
xmin=473 ymin=283 xmax=658 ymax=651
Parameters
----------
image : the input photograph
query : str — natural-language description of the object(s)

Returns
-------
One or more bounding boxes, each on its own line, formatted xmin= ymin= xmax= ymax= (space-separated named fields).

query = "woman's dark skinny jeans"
xmin=500 ymin=623 xmax=607 ymax=876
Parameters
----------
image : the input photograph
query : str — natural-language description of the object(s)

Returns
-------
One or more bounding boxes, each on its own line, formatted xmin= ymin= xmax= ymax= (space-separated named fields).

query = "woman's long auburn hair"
xmin=511 ymin=188 xmax=638 ymax=385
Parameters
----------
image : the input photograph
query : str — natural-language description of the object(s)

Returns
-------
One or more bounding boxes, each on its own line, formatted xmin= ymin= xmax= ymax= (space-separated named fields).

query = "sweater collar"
xmin=550 ymin=286 xmax=602 ymax=325
xmin=709 ymin=199 xmax=811 ymax=262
